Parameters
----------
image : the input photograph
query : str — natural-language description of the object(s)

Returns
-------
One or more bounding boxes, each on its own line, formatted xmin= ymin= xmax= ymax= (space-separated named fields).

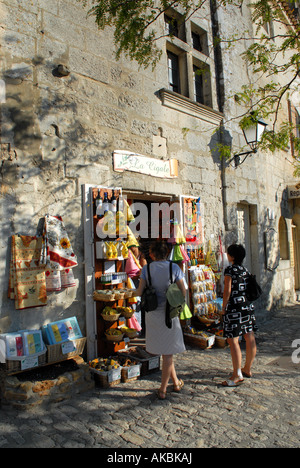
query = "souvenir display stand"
xmin=168 ymin=257 xmax=225 ymax=350
xmin=2 ymin=214 xmax=86 ymax=376
xmin=91 ymin=187 xmax=133 ymax=358
xmin=180 ymin=196 xmax=226 ymax=349
xmin=83 ymin=185 xmax=164 ymax=386
xmin=183 ymin=264 xmax=224 ymax=349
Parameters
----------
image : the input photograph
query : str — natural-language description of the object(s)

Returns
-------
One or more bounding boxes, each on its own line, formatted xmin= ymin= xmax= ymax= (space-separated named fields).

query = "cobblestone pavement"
xmin=0 ymin=303 xmax=299 ymax=449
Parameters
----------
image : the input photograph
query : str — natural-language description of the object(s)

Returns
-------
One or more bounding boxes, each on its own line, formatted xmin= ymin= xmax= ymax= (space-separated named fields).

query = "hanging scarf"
xmin=40 ymin=215 xmax=77 ymax=291
xmin=40 ymin=215 xmax=78 ymax=270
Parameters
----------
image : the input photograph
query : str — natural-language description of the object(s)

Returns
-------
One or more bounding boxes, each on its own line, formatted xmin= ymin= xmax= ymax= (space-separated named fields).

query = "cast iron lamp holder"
xmin=228 ymin=115 xmax=268 ymax=168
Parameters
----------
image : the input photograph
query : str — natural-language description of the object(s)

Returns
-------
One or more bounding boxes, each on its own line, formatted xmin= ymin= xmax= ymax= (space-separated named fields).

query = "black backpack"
xmin=246 ymin=273 xmax=262 ymax=302
xmin=141 ymin=263 xmax=158 ymax=312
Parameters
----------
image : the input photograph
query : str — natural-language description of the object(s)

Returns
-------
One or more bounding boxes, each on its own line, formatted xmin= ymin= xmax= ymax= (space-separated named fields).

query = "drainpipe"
xmin=210 ymin=0 xmax=229 ymax=231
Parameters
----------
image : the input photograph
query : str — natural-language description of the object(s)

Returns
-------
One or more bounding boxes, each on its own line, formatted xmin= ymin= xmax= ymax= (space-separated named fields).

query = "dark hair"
xmin=227 ymin=244 xmax=246 ymax=265
xmin=149 ymin=240 xmax=169 ymax=260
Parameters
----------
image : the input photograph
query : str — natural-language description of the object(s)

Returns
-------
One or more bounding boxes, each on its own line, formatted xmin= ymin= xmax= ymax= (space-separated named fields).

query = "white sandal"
xmin=221 ymin=379 xmax=244 ymax=387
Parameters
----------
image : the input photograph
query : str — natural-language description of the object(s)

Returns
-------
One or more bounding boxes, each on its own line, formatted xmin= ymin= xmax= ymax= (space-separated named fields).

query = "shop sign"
xmin=113 ymin=150 xmax=178 ymax=178
xmin=288 ymin=183 xmax=300 ymax=199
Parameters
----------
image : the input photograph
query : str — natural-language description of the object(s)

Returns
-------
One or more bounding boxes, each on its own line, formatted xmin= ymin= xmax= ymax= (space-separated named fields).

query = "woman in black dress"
xmin=221 ymin=244 xmax=258 ymax=387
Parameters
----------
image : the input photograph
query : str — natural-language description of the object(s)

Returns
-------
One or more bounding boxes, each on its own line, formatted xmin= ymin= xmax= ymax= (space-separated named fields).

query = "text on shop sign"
xmin=113 ymin=150 xmax=178 ymax=178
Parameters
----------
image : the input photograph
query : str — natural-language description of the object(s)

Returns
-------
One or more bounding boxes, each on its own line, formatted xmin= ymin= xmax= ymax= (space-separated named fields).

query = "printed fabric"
xmin=40 ymin=215 xmax=77 ymax=291
xmin=8 ymin=235 xmax=47 ymax=310
xmin=40 ymin=215 xmax=78 ymax=270
xmin=223 ymin=264 xmax=258 ymax=338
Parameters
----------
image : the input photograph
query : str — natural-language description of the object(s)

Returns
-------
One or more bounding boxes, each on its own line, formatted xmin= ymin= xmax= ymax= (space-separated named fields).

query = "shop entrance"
xmin=123 ymin=193 xmax=179 ymax=255
xmin=82 ymin=184 xmax=180 ymax=360
xmin=236 ymin=203 xmax=259 ymax=276
xmin=292 ymin=215 xmax=300 ymax=291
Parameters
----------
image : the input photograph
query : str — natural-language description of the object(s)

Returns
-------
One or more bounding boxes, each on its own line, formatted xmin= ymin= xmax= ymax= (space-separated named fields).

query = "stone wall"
xmin=1 ymin=357 xmax=94 ymax=409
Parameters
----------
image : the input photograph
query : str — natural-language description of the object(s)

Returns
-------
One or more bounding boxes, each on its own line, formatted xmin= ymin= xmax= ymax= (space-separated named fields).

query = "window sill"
xmin=159 ymin=88 xmax=223 ymax=126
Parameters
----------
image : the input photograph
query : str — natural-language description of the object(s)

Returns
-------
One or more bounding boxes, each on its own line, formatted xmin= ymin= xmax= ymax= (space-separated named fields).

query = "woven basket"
xmin=121 ymin=364 xmax=141 ymax=383
xmin=197 ymin=315 xmax=219 ymax=325
xmin=121 ymin=309 xmax=134 ymax=319
xmin=93 ymin=291 xmax=116 ymax=302
xmin=215 ymin=335 xmax=227 ymax=348
xmin=124 ymin=290 xmax=133 ymax=298
xmin=113 ymin=291 xmax=125 ymax=300
xmin=6 ymin=350 xmax=47 ymax=373
xmin=90 ymin=367 xmax=121 ymax=388
xmin=121 ymin=328 xmax=137 ymax=339
xmin=101 ymin=313 xmax=121 ymax=322
xmin=105 ymin=332 xmax=124 ymax=342
xmin=47 ymin=337 xmax=86 ymax=364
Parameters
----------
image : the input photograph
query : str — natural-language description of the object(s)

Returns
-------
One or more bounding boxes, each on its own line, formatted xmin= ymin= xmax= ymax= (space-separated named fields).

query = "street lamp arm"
xmin=227 ymin=149 xmax=258 ymax=168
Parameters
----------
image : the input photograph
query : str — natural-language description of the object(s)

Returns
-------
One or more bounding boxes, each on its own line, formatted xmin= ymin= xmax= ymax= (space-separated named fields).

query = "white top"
xmin=141 ymin=261 xmax=184 ymax=306
xmin=141 ymin=261 xmax=186 ymax=356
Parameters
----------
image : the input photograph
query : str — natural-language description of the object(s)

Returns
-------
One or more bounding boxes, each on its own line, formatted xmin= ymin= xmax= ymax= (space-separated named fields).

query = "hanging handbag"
xmin=165 ymin=262 xmax=185 ymax=328
xmin=141 ymin=263 xmax=158 ymax=312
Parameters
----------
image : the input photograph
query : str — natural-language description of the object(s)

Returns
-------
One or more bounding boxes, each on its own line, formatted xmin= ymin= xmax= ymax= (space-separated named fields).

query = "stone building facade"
xmin=0 ymin=0 xmax=299 ymax=346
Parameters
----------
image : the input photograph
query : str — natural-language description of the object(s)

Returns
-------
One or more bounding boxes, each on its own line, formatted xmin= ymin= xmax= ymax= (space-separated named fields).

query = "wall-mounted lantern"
xmin=229 ymin=115 xmax=268 ymax=168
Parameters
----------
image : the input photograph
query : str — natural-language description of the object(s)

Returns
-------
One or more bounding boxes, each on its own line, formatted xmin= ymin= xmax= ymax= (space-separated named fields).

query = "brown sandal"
xmin=157 ymin=389 xmax=166 ymax=400
xmin=173 ymin=379 xmax=184 ymax=392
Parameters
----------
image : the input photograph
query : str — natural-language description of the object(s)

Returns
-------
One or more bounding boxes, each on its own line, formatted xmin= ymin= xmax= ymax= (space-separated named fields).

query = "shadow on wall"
xmin=208 ymin=125 xmax=232 ymax=169
xmin=0 ymin=57 xmax=90 ymax=332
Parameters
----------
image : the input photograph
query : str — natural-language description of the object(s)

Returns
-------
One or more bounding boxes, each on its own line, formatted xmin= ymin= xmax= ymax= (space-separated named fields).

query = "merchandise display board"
xmin=90 ymin=186 xmax=139 ymax=357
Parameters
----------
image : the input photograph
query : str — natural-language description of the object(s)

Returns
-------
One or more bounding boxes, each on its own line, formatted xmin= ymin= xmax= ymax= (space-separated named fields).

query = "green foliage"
xmin=78 ymin=0 xmax=300 ymax=173
xmin=215 ymin=144 xmax=232 ymax=160
xmin=80 ymin=0 xmax=162 ymax=68
xmin=233 ymin=0 xmax=300 ymax=173
xmin=79 ymin=0 xmax=206 ymax=69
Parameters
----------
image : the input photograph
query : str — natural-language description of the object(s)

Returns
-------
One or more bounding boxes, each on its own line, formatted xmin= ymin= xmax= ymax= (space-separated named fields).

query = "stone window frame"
xmin=167 ymin=50 xmax=181 ymax=94
xmin=191 ymin=22 xmax=209 ymax=57
xmin=161 ymin=8 xmax=221 ymax=123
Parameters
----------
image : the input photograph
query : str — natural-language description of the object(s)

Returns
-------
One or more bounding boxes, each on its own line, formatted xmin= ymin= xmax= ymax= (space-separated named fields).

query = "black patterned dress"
xmin=223 ymin=264 xmax=258 ymax=338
